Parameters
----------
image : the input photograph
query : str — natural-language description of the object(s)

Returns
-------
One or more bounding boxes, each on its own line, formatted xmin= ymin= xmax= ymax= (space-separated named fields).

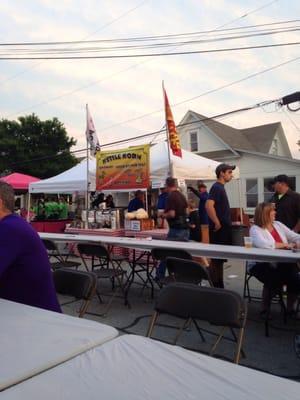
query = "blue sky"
xmin=0 ymin=0 xmax=299 ymax=157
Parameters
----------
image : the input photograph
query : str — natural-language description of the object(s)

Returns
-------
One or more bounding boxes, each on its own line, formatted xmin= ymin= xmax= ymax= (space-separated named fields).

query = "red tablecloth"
xmin=64 ymin=227 xmax=126 ymax=257
xmin=124 ymin=229 xmax=168 ymax=240
xmin=31 ymin=220 xmax=72 ymax=233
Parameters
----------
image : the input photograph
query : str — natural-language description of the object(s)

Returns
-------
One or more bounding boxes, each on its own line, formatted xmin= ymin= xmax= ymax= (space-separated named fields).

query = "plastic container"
xmin=231 ymin=225 xmax=249 ymax=246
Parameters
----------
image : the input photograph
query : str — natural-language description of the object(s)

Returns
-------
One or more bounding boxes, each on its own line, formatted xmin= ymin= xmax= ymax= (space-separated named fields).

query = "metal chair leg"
xmin=147 ymin=311 xmax=159 ymax=337
xmin=209 ymin=326 xmax=226 ymax=356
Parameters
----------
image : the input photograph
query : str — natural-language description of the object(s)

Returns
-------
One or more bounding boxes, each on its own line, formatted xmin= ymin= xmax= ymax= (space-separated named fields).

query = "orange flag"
xmin=163 ymin=86 xmax=182 ymax=158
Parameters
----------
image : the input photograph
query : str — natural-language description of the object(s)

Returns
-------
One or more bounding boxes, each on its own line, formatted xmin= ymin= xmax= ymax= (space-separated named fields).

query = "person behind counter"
xmin=128 ymin=190 xmax=145 ymax=212
xmin=0 ymin=182 xmax=61 ymax=312
xmin=105 ymin=194 xmax=115 ymax=209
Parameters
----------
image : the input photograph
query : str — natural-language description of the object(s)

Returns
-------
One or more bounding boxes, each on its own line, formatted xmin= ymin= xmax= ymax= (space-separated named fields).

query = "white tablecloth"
xmin=2 ymin=334 xmax=299 ymax=399
xmin=0 ymin=299 xmax=118 ymax=391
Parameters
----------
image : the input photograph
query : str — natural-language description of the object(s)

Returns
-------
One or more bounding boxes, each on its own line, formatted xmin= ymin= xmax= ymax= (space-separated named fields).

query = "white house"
xmin=178 ymin=110 xmax=300 ymax=214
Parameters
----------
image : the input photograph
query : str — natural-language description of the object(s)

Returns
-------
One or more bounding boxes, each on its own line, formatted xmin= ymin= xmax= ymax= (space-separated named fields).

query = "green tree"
xmin=0 ymin=114 xmax=78 ymax=178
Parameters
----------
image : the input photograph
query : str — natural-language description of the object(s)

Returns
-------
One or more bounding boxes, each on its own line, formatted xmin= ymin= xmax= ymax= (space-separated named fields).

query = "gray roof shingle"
xmin=190 ymin=111 xmax=280 ymax=153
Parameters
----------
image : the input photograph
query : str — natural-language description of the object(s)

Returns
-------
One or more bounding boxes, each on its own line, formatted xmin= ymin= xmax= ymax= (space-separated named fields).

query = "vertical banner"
xmin=163 ymin=86 xmax=182 ymax=158
xmin=96 ymin=144 xmax=150 ymax=190
xmin=86 ymin=104 xmax=100 ymax=156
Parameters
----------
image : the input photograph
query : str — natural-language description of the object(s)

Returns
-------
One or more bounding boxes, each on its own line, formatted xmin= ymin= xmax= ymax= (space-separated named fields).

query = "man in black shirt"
xmin=206 ymin=163 xmax=235 ymax=288
xmin=271 ymin=174 xmax=300 ymax=232
xmin=162 ymin=177 xmax=189 ymax=241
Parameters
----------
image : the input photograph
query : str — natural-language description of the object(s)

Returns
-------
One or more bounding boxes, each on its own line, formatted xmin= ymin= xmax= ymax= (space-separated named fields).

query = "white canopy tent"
xmin=29 ymin=142 xmax=237 ymax=194
xmin=29 ymin=158 xmax=96 ymax=194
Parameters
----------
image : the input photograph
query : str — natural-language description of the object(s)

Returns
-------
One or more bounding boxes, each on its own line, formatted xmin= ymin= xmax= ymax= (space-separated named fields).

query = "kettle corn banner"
xmin=96 ymin=144 xmax=150 ymax=190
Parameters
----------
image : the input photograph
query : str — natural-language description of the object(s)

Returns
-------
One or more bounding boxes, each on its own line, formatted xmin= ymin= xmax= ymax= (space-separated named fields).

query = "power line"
xmin=3 ymin=0 xmax=283 ymax=118
xmin=0 ymin=17 xmax=297 ymax=46
xmin=5 ymin=96 xmax=280 ymax=168
xmin=0 ymin=41 xmax=298 ymax=60
xmin=1 ymin=26 xmax=298 ymax=56
xmin=0 ymin=0 xmax=148 ymax=87
xmin=97 ymin=55 xmax=300 ymax=133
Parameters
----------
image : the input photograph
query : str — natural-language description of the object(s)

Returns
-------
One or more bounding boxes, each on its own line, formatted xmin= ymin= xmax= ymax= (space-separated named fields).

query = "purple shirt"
xmin=0 ymin=214 xmax=61 ymax=312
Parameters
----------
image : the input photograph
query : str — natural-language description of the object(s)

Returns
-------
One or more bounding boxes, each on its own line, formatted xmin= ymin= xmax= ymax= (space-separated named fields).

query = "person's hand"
xmin=214 ymin=221 xmax=222 ymax=232
xmin=276 ymin=242 xmax=294 ymax=249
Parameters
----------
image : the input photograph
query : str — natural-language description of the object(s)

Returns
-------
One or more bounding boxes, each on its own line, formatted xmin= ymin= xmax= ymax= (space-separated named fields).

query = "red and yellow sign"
xmin=96 ymin=144 xmax=150 ymax=190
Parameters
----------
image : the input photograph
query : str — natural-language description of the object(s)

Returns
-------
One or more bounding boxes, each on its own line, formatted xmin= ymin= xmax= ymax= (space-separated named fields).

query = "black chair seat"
xmin=53 ymin=268 xmax=97 ymax=317
xmin=50 ymin=260 xmax=82 ymax=271
xmin=147 ymin=283 xmax=247 ymax=364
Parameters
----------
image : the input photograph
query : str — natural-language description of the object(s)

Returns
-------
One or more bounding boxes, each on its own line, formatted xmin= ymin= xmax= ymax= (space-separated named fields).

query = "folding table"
xmin=0 ymin=299 xmax=118 ymax=391
xmin=2 ymin=334 xmax=299 ymax=399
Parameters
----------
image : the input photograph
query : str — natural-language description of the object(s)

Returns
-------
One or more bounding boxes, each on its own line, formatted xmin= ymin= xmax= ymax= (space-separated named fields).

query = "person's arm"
xmin=205 ymin=199 xmax=221 ymax=231
xmin=127 ymin=200 xmax=134 ymax=212
xmin=163 ymin=209 xmax=175 ymax=218
xmin=293 ymin=197 xmax=300 ymax=232
xmin=250 ymin=225 xmax=275 ymax=249
xmin=276 ymin=221 xmax=300 ymax=244
xmin=162 ymin=194 xmax=175 ymax=219
xmin=0 ymin=226 xmax=19 ymax=277
xmin=187 ymin=186 xmax=200 ymax=199
xmin=293 ymin=220 xmax=300 ymax=233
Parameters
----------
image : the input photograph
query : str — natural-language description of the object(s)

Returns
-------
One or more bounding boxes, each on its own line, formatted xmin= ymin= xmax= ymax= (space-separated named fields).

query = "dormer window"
xmin=190 ymin=131 xmax=198 ymax=152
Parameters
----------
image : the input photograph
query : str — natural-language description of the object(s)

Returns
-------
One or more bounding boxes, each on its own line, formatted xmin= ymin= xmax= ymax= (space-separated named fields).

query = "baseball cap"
xmin=273 ymin=174 xmax=289 ymax=184
xmin=215 ymin=163 xmax=236 ymax=177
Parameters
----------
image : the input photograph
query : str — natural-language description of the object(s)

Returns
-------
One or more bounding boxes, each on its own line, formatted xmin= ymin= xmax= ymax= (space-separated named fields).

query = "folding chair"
xmin=151 ymin=248 xmax=192 ymax=287
xmin=147 ymin=283 xmax=247 ymax=364
xmin=166 ymin=257 xmax=213 ymax=286
xmin=165 ymin=257 xmax=213 ymax=342
xmin=53 ymin=268 xmax=97 ymax=318
xmin=77 ymin=243 xmax=127 ymax=315
xmin=42 ymin=239 xmax=81 ymax=270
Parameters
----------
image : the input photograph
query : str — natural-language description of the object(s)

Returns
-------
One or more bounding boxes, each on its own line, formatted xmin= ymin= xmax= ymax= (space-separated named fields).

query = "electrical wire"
xmin=1 ymin=16 xmax=297 ymax=47
xmin=4 ymin=96 xmax=280 ymax=168
xmin=2 ymin=0 xmax=285 ymax=118
xmin=1 ymin=26 xmax=298 ymax=56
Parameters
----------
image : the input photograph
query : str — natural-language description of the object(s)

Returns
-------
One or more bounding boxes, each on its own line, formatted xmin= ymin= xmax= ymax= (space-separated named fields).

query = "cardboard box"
xmin=124 ymin=219 xmax=153 ymax=231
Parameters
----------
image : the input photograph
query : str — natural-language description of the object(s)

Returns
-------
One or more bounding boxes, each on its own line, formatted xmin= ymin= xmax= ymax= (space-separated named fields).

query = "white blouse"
xmin=250 ymin=221 xmax=300 ymax=249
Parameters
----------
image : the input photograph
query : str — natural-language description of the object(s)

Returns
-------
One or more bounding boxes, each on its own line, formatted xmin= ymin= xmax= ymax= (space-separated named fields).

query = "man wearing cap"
xmin=271 ymin=174 xmax=300 ymax=232
xmin=205 ymin=163 xmax=235 ymax=288
xmin=162 ymin=177 xmax=189 ymax=241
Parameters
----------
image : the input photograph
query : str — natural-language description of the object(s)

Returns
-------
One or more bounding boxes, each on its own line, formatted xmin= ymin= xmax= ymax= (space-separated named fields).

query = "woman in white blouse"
xmin=249 ymin=202 xmax=300 ymax=315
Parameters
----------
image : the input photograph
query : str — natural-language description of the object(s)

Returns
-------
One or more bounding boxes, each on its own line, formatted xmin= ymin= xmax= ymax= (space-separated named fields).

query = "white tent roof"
xmin=29 ymin=142 xmax=238 ymax=193
xmin=150 ymin=141 xmax=220 ymax=187
xmin=29 ymin=158 xmax=96 ymax=194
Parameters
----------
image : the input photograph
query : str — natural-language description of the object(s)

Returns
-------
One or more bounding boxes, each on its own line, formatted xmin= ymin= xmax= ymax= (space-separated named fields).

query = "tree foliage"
xmin=0 ymin=114 xmax=78 ymax=178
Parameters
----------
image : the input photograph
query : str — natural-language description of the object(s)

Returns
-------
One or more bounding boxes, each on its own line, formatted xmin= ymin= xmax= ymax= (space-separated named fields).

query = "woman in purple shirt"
xmin=0 ymin=182 xmax=61 ymax=312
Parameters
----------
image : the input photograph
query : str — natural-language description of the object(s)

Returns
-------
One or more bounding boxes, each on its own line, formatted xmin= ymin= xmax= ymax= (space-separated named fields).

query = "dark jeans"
xmin=250 ymin=262 xmax=300 ymax=294
xmin=209 ymin=225 xmax=232 ymax=287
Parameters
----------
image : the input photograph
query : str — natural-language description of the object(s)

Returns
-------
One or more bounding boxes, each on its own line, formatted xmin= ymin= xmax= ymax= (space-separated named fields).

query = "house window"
xmin=190 ymin=131 xmax=198 ymax=152
xmin=263 ymin=178 xmax=275 ymax=202
xmin=246 ymin=179 xmax=258 ymax=208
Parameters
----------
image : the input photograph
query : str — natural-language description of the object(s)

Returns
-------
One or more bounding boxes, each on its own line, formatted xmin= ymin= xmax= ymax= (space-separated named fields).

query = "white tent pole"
xmin=238 ymin=178 xmax=244 ymax=225
xmin=85 ymin=104 xmax=90 ymax=228
xmin=162 ymin=81 xmax=173 ymax=177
